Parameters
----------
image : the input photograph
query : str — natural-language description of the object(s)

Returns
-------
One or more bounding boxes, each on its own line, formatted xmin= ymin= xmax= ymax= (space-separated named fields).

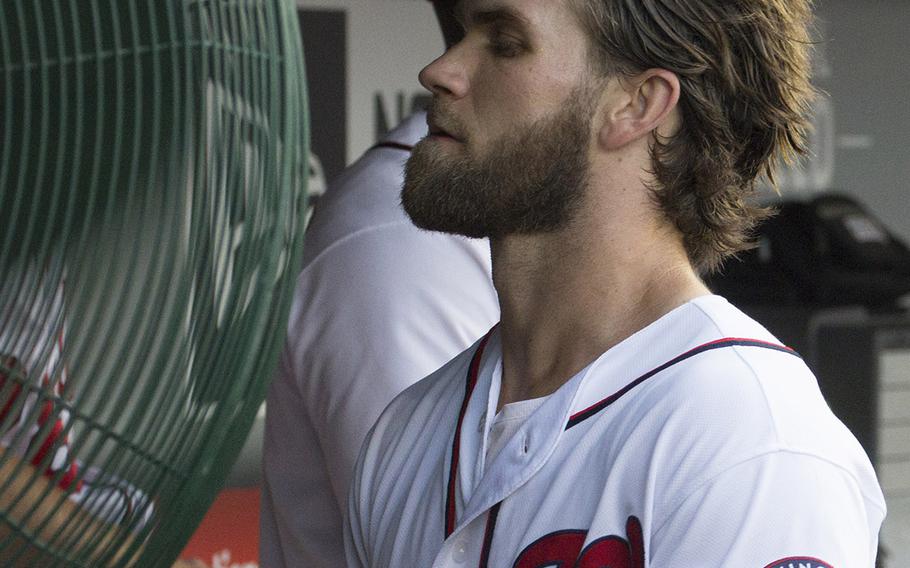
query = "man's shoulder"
xmin=593 ymin=296 xmax=863 ymax=468
xmin=631 ymin=330 xmax=834 ymax=451
xmin=664 ymin=298 xmax=858 ymax=454
xmin=304 ymin=113 xmax=427 ymax=256
xmin=614 ymin=301 xmax=875 ymax=496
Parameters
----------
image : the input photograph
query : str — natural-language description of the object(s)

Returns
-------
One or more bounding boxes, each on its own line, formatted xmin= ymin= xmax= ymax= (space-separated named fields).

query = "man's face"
xmin=402 ymin=0 xmax=598 ymax=238
xmin=403 ymin=88 xmax=595 ymax=238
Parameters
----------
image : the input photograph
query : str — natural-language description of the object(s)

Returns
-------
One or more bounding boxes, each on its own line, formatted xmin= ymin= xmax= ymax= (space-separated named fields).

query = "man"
xmin=259 ymin=2 xmax=498 ymax=566
xmin=346 ymin=1 xmax=887 ymax=566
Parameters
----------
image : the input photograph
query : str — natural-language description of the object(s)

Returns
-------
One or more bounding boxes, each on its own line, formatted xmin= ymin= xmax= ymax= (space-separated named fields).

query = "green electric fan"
xmin=0 ymin=0 xmax=308 ymax=565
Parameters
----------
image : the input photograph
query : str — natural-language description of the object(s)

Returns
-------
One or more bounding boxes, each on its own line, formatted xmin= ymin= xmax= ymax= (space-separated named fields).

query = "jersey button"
xmin=452 ymin=539 xmax=468 ymax=563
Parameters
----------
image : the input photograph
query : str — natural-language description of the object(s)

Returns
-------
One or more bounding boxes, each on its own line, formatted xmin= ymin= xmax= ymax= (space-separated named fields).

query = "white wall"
xmin=298 ymin=0 xmax=443 ymax=164
xmin=813 ymin=0 xmax=910 ymax=242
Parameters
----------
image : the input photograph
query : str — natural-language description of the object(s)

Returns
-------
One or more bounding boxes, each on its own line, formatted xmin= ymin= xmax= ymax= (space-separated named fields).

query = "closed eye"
xmin=489 ymin=32 xmax=524 ymax=57
xmin=461 ymin=7 xmax=532 ymax=58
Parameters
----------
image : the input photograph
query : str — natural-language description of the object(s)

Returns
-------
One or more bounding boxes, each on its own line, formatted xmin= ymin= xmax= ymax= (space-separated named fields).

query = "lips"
xmin=428 ymin=123 xmax=461 ymax=142
xmin=427 ymin=109 xmax=464 ymax=143
xmin=429 ymin=125 xmax=456 ymax=139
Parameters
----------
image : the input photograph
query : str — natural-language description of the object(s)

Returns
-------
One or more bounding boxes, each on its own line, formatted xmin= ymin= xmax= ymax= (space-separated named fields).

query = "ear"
xmin=597 ymin=69 xmax=680 ymax=151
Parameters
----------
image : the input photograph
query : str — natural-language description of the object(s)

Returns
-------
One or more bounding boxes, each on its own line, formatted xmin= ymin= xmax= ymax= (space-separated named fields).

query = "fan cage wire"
xmin=0 ymin=0 xmax=308 ymax=565
xmin=0 ymin=3 xmax=76 ymax=563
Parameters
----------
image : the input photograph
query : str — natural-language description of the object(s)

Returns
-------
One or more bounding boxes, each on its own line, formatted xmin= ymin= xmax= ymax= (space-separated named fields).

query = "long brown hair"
xmin=574 ymin=0 xmax=817 ymax=274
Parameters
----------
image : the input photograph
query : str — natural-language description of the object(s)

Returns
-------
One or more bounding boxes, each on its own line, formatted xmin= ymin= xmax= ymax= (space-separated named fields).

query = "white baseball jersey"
xmin=346 ymin=295 xmax=886 ymax=568
xmin=260 ymin=112 xmax=498 ymax=567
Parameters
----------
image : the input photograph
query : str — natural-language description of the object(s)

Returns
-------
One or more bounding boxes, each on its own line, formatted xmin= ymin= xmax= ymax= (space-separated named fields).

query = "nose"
xmin=418 ymin=48 xmax=468 ymax=100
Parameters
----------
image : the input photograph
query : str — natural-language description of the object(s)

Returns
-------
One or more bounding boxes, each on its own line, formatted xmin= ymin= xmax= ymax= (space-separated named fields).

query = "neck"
xmin=490 ymin=191 xmax=709 ymax=410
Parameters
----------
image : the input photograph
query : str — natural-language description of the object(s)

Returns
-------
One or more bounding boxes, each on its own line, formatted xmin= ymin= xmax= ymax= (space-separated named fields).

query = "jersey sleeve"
xmin=261 ymin=219 xmax=497 ymax=565
xmin=287 ymin=221 xmax=494 ymax=511
xmin=649 ymin=450 xmax=886 ymax=567
xmin=261 ymin=341 xmax=348 ymax=567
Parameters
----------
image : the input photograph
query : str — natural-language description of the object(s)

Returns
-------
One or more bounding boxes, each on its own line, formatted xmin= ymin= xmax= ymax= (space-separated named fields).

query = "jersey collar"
xmin=447 ymin=296 xmax=794 ymax=536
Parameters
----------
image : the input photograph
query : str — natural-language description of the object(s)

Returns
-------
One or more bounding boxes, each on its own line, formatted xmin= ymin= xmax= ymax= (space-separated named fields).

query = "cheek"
xmin=476 ymin=62 xmax=582 ymax=121
xmin=469 ymin=75 xmax=537 ymax=141
xmin=472 ymin=57 xmax=540 ymax=103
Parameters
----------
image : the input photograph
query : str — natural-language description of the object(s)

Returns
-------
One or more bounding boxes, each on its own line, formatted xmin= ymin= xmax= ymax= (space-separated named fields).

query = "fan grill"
xmin=0 ymin=1 xmax=307 ymax=565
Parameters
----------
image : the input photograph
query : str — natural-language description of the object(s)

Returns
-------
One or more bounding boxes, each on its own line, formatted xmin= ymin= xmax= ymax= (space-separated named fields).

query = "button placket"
xmin=451 ymin=538 xmax=468 ymax=563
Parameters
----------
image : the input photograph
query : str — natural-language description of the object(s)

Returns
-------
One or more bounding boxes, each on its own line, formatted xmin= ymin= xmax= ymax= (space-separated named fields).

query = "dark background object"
xmin=709 ymin=194 xmax=910 ymax=309
xmin=298 ymin=10 xmax=347 ymax=184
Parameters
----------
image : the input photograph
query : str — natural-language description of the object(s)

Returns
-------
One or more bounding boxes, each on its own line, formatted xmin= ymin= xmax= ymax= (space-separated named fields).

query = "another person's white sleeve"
xmin=261 ymin=221 xmax=496 ymax=567
xmin=297 ymin=222 xmax=494 ymax=510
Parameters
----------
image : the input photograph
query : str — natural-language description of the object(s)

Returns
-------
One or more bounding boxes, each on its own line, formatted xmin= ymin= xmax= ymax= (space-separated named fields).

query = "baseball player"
xmin=259 ymin=2 xmax=497 ymax=566
xmin=346 ymin=1 xmax=887 ymax=567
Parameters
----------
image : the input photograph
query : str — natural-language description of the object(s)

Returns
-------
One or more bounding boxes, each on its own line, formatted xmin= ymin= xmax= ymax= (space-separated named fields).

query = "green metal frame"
xmin=0 ymin=1 xmax=308 ymax=565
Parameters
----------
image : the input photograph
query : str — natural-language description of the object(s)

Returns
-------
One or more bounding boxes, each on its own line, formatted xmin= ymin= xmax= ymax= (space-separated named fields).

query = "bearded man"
xmin=346 ymin=1 xmax=886 ymax=566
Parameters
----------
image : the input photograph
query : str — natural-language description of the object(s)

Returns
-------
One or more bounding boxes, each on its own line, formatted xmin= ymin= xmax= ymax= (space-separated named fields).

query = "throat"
xmin=495 ymin=271 xmax=710 ymax=411
xmin=497 ymin=345 xmax=594 ymax=410
xmin=490 ymin=228 xmax=710 ymax=411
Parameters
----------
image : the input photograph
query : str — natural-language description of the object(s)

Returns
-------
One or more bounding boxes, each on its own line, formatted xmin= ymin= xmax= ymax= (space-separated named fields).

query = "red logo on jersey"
xmin=763 ymin=558 xmax=833 ymax=568
xmin=513 ymin=516 xmax=644 ymax=568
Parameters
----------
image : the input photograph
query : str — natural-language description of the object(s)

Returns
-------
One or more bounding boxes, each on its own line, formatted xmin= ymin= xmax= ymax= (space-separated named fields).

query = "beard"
xmin=401 ymin=91 xmax=595 ymax=239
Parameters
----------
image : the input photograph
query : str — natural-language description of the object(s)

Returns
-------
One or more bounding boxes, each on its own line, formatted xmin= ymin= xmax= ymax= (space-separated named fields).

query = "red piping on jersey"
xmin=565 ymin=337 xmax=799 ymax=429
xmin=445 ymin=329 xmax=494 ymax=539
xmin=445 ymin=335 xmax=798 ymax=555
xmin=477 ymin=501 xmax=501 ymax=568
xmin=371 ymin=141 xmax=414 ymax=153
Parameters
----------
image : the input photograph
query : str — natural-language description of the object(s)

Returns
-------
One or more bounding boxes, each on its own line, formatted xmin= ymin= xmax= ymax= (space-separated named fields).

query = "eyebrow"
xmin=455 ymin=5 xmax=532 ymax=31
